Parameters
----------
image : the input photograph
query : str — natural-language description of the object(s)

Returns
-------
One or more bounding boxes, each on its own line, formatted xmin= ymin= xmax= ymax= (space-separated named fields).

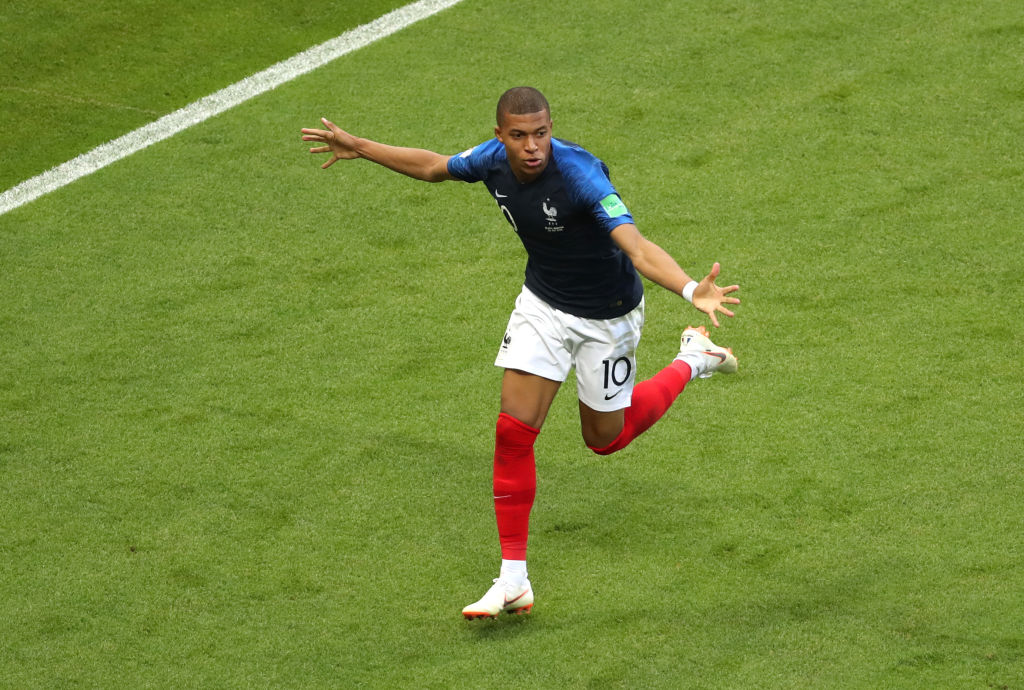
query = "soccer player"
xmin=301 ymin=87 xmax=740 ymax=620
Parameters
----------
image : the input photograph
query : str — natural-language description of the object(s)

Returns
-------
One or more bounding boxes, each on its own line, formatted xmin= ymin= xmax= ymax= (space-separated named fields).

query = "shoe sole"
xmin=462 ymin=603 xmax=533 ymax=620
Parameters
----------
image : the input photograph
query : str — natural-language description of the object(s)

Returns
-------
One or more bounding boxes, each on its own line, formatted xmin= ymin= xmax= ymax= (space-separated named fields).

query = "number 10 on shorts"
xmin=603 ymin=357 xmax=632 ymax=390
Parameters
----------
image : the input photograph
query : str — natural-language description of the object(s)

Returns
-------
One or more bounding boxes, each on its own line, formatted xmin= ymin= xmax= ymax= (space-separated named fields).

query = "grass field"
xmin=2 ymin=0 xmax=1023 ymax=687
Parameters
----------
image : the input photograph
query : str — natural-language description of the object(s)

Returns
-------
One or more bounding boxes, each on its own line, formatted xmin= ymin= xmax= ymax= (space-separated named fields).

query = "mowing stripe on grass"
xmin=0 ymin=0 xmax=464 ymax=217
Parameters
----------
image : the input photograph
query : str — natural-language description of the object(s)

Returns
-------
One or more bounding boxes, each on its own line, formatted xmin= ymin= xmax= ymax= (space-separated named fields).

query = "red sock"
xmin=589 ymin=360 xmax=692 ymax=455
xmin=492 ymin=413 xmax=539 ymax=561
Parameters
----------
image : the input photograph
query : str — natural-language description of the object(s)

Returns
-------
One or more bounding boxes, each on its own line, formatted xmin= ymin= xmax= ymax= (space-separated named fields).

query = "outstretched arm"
xmin=301 ymin=118 xmax=454 ymax=182
xmin=610 ymin=223 xmax=740 ymax=327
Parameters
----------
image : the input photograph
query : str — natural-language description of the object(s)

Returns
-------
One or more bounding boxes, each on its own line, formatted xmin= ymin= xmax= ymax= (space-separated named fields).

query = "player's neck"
xmin=510 ymin=161 xmax=548 ymax=184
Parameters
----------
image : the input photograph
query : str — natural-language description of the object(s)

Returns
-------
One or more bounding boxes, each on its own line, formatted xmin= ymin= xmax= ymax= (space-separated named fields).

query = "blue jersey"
xmin=447 ymin=138 xmax=643 ymax=319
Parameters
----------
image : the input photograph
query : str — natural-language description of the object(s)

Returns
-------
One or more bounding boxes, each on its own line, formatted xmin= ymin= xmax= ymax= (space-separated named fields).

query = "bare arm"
xmin=301 ymin=118 xmax=454 ymax=183
xmin=611 ymin=223 xmax=740 ymax=327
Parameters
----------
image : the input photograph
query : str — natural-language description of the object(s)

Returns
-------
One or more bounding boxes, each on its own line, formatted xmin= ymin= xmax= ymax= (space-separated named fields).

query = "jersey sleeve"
xmin=556 ymin=141 xmax=635 ymax=232
xmin=591 ymin=190 xmax=634 ymax=232
xmin=446 ymin=138 xmax=501 ymax=183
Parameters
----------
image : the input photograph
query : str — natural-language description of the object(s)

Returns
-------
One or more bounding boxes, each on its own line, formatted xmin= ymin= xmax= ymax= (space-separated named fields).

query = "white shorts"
xmin=495 ymin=286 xmax=645 ymax=412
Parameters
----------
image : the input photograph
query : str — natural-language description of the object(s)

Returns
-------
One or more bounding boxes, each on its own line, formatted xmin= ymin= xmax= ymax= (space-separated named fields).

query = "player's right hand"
xmin=301 ymin=118 xmax=360 ymax=168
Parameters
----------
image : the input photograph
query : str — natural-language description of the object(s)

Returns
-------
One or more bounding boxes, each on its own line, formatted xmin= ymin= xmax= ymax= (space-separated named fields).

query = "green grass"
xmin=0 ymin=0 xmax=413 ymax=191
xmin=2 ymin=0 xmax=1023 ymax=687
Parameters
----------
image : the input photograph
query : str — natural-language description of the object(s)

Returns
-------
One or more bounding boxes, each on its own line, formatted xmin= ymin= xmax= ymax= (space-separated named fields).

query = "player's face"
xmin=495 ymin=110 xmax=552 ymax=183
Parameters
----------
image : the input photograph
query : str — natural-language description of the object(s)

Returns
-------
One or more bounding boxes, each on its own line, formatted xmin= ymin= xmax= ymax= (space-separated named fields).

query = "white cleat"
xmin=679 ymin=325 xmax=738 ymax=378
xmin=462 ymin=578 xmax=534 ymax=620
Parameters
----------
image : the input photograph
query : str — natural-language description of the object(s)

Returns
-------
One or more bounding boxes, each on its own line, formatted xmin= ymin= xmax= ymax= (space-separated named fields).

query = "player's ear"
xmin=494 ymin=125 xmax=503 ymax=142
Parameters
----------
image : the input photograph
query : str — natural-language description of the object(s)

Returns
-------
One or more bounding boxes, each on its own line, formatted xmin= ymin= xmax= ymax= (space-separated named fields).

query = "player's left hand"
xmin=692 ymin=262 xmax=739 ymax=327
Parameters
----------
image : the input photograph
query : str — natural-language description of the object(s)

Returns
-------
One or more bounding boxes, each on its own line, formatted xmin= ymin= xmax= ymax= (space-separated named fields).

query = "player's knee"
xmin=579 ymin=405 xmax=626 ymax=454
xmin=496 ymin=412 xmax=540 ymax=449
xmin=583 ymin=427 xmax=622 ymax=455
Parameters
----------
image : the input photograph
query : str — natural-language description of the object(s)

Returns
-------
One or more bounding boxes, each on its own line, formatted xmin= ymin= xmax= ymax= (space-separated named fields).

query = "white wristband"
xmin=681 ymin=280 xmax=699 ymax=304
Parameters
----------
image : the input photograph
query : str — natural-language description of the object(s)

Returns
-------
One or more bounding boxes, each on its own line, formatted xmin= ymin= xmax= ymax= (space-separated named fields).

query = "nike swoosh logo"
xmin=604 ymin=390 xmax=622 ymax=401
xmin=494 ymin=190 xmax=508 ymax=198
xmin=504 ymin=590 xmax=528 ymax=607
xmin=704 ymin=351 xmax=726 ymax=362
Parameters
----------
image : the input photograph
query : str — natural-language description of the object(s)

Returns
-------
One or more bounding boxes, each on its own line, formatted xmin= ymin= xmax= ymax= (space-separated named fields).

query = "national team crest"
xmin=543 ymin=199 xmax=564 ymax=232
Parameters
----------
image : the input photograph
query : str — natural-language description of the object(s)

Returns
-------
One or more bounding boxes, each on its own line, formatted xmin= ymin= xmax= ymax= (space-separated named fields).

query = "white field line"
xmin=0 ymin=0 xmax=464 ymax=217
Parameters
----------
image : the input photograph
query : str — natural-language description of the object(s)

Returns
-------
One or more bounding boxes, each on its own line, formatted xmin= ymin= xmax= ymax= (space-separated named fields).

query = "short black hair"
xmin=496 ymin=87 xmax=550 ymax=126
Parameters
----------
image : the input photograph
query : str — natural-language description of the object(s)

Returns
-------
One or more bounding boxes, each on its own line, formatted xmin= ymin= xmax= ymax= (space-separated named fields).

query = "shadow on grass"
xmin=461 ymin=613 xmax=539 ymax=640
